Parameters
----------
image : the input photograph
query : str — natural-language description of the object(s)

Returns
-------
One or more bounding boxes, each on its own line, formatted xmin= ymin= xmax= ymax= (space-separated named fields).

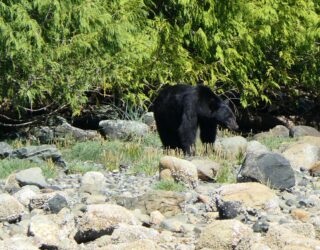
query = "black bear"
xmin=153 ymin=84 xmax=238 ymax=155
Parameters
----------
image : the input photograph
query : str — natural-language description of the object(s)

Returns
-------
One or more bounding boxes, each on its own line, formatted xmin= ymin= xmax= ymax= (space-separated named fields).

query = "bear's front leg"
xmin=178 ymin=112 xmax=198 ymax=156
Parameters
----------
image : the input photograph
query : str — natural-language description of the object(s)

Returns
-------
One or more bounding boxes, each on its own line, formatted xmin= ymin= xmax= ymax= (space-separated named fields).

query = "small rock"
xmin=246 ymin=140 xmax=269 ymax=154
xmin=15 ymin=167 xmax=48 ymax=188
xmin=160 ymin=218 xmax=183 ymax=232
xmin=4 ymin=174 xmax=20 ymax=193
xmin=252 ymin=220 xmax=269 ymax=233
xmin=48 ymin=194 xmax=68 ymax=213
xmin=309 ymin=161 xmax=320 ymax=176
xmin=0 ymin=194 xmax=25 ymax=222
xmin=159 ymin=156 xmax=198 ymax=188
xmin=142 ymin=112 xmax=156 ymax=127
xmin=150 ymin=210 xmax=165 ymax=225
xmin=216 ymin=200 xmax=242 ymax=219
xmin=80 ymin=171 xmax=107 ymax=194
xmin=0 ymin=141 xmax=13 ymax=159
xmin=291 ymin=209 xmax=310 ymax=222
xmin=13 ymin=185 xmax=39 ymax=207
xmin=111 ymin=224 xmax=159 ymax=243
xmin=191 ymin=159 xmax=221 ymax=181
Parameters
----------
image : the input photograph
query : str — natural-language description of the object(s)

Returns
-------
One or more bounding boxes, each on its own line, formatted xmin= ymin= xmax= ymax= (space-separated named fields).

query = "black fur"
xmin=153 ymin=84 xmax=238 ymax=155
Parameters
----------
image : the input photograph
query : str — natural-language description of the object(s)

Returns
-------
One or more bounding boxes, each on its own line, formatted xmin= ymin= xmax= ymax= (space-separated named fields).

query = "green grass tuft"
xmin=0 ymin=158 xmax=58 ymax=179
xmin=153 ymin=180 xmax=186 ymax=192
xmin=258 ymin=136 xmax=298 ymax=150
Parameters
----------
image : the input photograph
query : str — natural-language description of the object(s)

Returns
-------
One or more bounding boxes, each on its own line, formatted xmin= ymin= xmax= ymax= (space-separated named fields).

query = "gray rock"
xmin=253 ymin=125 xmax=290 ymax=140
xmin=80 ymin=171 xmax=107 ymax=194
xmin=142 ymin=112 xmax=155 ymax=127
xmin=28 ymin=214 xmax=61 ymax=249
xmin=111 ymin=224 xmax=159 ymax=243
xmin=215 ymin=136 xmax=247 ymax=157
xmin=191 ymin=159 xmax=221 ymax=181
xmin=290 ymin=125 xmax=320 ymax=137
xmin=128 ymin=190 xmax=186 ymax=217
xmin=0 ymin=194 xmax=25 ymax=222
xmin=159 ymin=156 xmax=198 ymax=188
xmin=29 ymin=126 xmax=55 ymax=144
xmin=282 ymin=143 xmax=320 ymax=170
xmin=246 ymin=140 xmax=269 ymax=154
xmin=15 ymin=167 xmax=48 ymax=188
xmin=13 ymin=185 xmax=40 ymax=206
xmin=238 ymin=152 xmax=295 ymax=190
xmin=54 ymin=121 xmax=100 ymax=141
xmin=99 ymin=119 xmax=149 ymax=139
xmin=0 ymin=141 xmax=13 ymax=159
xmin=0 ymin=235 xmax=38 ymax=250
xmin=252 ymin=220 xmax=269 ymax=233
xmin=10 ymin=145 xmax=67 ymax=169
xmin=48 ymin=194 xmax=68 ymax=214
xmin=74 ymin=204 xmax=139 ymax=243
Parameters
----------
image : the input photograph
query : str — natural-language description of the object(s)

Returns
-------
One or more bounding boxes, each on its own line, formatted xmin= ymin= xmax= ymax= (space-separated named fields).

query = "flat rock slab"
xmin=15 ymin=167 xmax=48 ymax=188
xmin=217 ymin=182 xmax=279 ymax=211
xmin=11 ymin=145 xmax=67 ymax=168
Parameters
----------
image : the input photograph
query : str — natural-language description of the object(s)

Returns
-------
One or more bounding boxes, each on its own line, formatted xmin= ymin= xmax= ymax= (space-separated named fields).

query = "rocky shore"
xmin=1 ymin=117 xmax=320 ymax=250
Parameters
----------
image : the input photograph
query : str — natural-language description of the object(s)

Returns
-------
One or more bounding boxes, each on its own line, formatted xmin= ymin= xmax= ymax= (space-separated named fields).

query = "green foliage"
xmin=0 ymin=0 xmax=156 ymax=115
xmin=0 ymin=0 xmax=319 ymax=115
xmin=146 ymin=0 xmax=320 ymax=107
xmin=0 ymin=158 xmax=57 ymax=179
xmin=153 ymin=180 xmax=186 ymax=192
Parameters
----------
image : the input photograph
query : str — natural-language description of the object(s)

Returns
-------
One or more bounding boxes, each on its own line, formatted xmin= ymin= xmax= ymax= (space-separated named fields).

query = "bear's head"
xmin=210 ymin=99 xmax=238 ymax=130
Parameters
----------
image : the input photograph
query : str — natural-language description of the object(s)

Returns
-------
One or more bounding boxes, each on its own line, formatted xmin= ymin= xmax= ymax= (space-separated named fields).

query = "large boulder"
xmin=290 ymin=125 xmax=320 ymax=137
xmin=238 ymin=152 xmax=295 ymax=189
xmin=99 ymin=120 xmax=149 ymax=139
xmin=282 ymin=143 xmax=320 ymax=170
xmin=159 ymin=156 xmax=198 ymax=188
xmin=216 ymin=182 xmax=279 ymax=211
xmin=74 ymin=204 xmax=139 ymax=243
